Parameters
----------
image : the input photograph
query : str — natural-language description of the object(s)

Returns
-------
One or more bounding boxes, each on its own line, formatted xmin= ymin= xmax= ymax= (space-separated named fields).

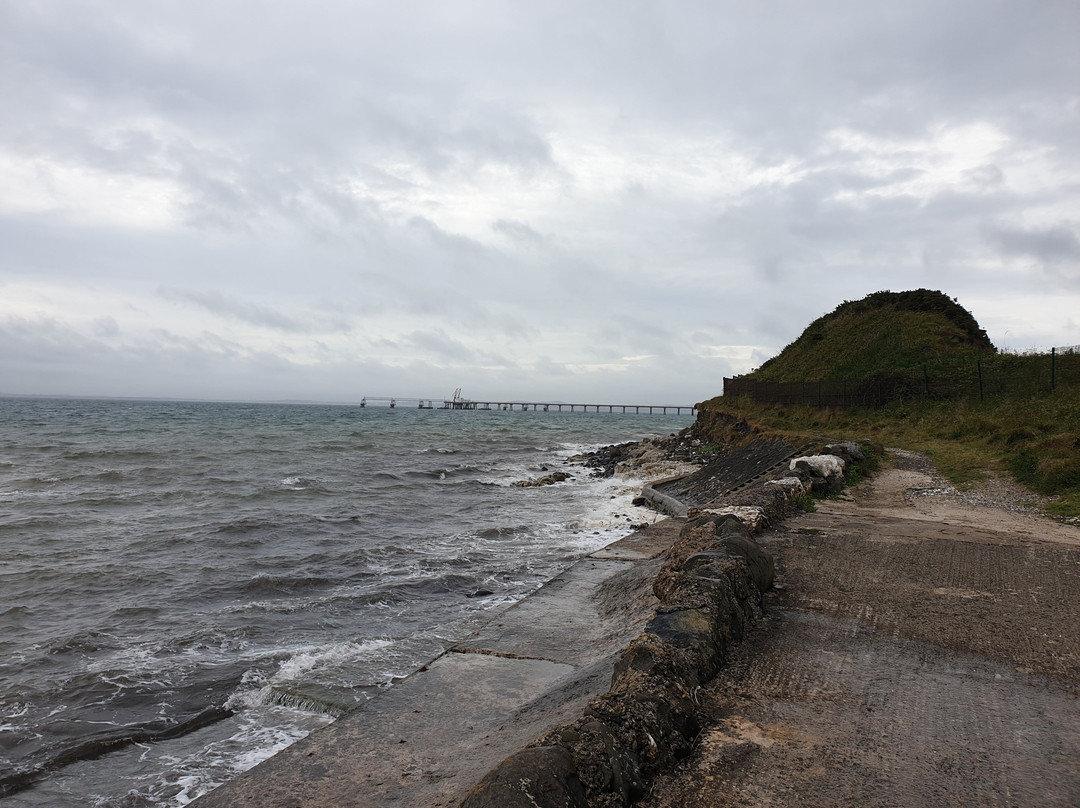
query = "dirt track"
xmin=643 ymin=451 xmax=1080 ymax=807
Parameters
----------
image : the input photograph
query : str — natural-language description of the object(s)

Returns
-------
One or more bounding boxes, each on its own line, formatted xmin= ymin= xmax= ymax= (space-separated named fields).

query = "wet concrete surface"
xmin=192 ymin=520 xmax=679 ymax=807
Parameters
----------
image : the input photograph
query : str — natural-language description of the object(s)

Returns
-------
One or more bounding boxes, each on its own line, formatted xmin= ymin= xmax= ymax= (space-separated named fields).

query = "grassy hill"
xmin=751 ymin=289 xmax=995 ymax=382
xmin=696 ymin=290 xmax=1079 ymax=518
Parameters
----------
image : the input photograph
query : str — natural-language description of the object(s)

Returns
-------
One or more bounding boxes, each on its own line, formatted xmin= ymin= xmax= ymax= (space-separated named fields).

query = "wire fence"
xmin=724 ymin=346 xmax=1080 ymax=408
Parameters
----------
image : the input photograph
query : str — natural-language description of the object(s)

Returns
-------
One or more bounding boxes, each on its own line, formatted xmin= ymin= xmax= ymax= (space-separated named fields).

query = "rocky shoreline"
xmin=460 ymin=434 xmax=877 ymax=807
xmin=190 ymin=422 xmax=879 ymax=808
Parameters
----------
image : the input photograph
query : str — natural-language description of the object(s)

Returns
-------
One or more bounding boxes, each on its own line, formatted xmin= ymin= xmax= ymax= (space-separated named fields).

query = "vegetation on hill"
xmin=693 ymin=393 xmax=1080 ymax=519
xmin=695 ymin=290 xmax=1078 ymax=518
xmin=750 ymin=289 xmax=995 ymax=382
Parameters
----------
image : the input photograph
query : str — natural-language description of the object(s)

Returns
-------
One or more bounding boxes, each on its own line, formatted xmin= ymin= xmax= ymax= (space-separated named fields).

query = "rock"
xmin=460 ymin=746 xmax=588 ymax=808
xmin=791 ymin=455 xmax=846 ymax=494
xmin=515 ymin=471 xmax=573 ymax=488
xmin=765 ymin=476 xmax=809 ymax=495
xmin=718 ymin=534 xmax=775 ymax=592
xmin=686 ymin=505 xmax=768 ymax=533
xmin=569 ymin=720 xmax=644 ymax=804
xmin=821 ymin=441 xmax=865 ymax=465
xmin=645 ymin=608 xmax=718 ymax=659
xmin=791 ymin=454 xmax=846 ymax=477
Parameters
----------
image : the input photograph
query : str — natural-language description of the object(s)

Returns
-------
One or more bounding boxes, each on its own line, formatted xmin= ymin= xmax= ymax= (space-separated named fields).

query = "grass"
xmin=752 ymin=290 xmax=993 ymax=382
xmin=699 ymin=389 xmax=1080 ymax=519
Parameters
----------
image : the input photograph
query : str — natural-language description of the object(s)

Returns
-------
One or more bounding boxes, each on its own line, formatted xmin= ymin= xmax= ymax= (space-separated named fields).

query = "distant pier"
xmin=359 ymin=396 xmax=696 ymax=416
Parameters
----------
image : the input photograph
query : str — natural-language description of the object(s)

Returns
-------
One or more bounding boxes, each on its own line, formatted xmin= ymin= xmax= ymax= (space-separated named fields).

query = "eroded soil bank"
xmin=641 ymin=451 xmax=1080 ymax=807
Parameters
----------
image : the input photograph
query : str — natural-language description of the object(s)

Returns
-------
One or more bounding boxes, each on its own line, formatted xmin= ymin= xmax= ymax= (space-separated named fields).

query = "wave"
xmin=475 ymin=524 xmax=531 ymax=539
xmin=0 ymin=604 xmax=35 ymax=620
xmin=47 ymin=629 xmax=118 ymax=657
xmin=225 ymin=639 xmax=395 ymax=718
xmin=257 ymin=687 xmax=354 ymax=718
xmin=215 ymin=517 xmax=275 ymax=535
xmin=60 ymin=449 xmax=163 ymax=462
xmin=0 ymin=705 xmax=234 ymax=798
xmin=403 ymin=464 xmax=486 ymax=481
xmin=278 ymin=476 xmax=329 ymax=492
xmin=240 ymin=573 xmax=334 ymax=596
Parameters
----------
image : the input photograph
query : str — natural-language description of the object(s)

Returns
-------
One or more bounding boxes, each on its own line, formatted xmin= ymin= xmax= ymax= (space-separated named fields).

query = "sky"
xmin=2 ymin=1 xmax=1078 ymax=406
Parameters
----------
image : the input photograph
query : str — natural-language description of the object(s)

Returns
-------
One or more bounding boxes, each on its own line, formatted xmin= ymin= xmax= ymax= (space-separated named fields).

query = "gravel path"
xmin=889 ymin=447 xmax=1057 ymax=516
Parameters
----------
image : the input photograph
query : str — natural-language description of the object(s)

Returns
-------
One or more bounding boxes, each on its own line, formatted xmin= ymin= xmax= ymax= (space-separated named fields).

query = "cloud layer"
xmin=2 ymin=1 xmax=1078 ymax=403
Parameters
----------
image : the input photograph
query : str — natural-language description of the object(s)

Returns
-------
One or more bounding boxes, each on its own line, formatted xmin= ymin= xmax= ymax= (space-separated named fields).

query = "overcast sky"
xmin=2 ymin=1 xmax=1078 ymax=405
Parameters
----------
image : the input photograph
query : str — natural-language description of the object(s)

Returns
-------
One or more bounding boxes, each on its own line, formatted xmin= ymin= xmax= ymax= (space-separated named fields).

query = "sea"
xmin=0 ymin=397 xmax=694 ymax=807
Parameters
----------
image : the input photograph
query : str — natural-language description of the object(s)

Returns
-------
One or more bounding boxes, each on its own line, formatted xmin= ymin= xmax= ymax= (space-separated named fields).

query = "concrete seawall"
xmin=192 ymin=521 xmax=686 ymax=807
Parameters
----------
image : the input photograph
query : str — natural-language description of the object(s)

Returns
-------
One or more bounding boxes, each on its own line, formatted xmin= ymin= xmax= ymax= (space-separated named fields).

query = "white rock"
xmin=765 ymin=476 xmax=810 ymax=495
xmin=694 ymin=505 xmax=768 ymax=533
xmin=790 ymin=454 xmax=846 ymax=478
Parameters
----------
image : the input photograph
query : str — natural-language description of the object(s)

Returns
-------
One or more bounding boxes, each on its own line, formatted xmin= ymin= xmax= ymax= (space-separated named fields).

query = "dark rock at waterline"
xmin=577 ymin=431 xmax=715 ymax=479
xmin=579 ymin=442 xmax=640 ymax=478
xmin=515 ymin=471 xmax=573 ymax=488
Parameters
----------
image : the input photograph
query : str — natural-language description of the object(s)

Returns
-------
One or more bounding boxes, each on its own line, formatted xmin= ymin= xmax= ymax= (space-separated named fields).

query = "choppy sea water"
xmin=0 ymin=397 xmax=693 ymax=807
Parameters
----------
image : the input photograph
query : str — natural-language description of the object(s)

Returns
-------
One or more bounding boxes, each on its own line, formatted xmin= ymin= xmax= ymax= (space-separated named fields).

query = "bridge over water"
xmin=360 ymin=396 xmax=696 ymax=415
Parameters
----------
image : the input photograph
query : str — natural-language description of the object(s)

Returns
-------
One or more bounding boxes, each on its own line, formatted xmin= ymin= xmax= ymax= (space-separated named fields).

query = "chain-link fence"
xmin=724 ymin=346 xmax=1080 ymax=407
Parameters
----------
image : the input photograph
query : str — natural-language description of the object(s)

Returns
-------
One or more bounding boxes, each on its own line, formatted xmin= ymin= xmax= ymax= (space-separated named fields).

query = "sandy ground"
xmin=642 ymin=451 xmax=1080 ymax=807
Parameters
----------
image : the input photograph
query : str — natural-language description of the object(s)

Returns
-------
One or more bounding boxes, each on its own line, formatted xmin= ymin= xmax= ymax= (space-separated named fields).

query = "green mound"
xmin=751 ymin=289 xmax=995 ymax=382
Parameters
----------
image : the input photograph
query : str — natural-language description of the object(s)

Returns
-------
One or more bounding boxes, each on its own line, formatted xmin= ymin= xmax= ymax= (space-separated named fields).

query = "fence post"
xmin=1052 ymin=347 xmax=1056 ymax=391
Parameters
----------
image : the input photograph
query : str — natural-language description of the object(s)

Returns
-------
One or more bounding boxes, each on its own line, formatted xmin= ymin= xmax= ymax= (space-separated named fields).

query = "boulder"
xmin=790 ymin=455 xmax=846 ymax=494
xmin=821 ymin=441 xmax=865 ymax=466
xmin=764 ymin=476 xmax=809 ymax=495
xmin=668 ymin=513 xmax=775 ymax=594
xmin=685 ymin=505 xmax=768 ymax=533
xmin=515 ymin=471 xmax=573 ymax=488
xmin=460 ymin=746 xmax=588 ymax=808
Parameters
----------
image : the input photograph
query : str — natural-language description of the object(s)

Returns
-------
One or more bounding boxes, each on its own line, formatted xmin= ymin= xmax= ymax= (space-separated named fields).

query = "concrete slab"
xmin=455 ymin=555 xmax=661 ymax=666
xmin=590 ymin=519 xmax=681 ymax=561
xmin=194 ymin=652 xmax=575 ymax=808
xmin=192 ymin=522 xmax=673 ymax=807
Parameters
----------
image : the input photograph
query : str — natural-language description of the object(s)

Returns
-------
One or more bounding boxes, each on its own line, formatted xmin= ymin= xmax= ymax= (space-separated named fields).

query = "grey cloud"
xmin=984 ymin=222 xmax=1080 ymax=265
xmin=492 ymin=219 xmax=546 ymax=246
xmin=2 ymin=1 xmax=1079 ymax=403
xmin=93 ymin=315 xmax=120 ymax=337
xmin=393 ymin=329 xmax=517 ymax=369
xmin=158 ymin=287 xmax=311 ymax=332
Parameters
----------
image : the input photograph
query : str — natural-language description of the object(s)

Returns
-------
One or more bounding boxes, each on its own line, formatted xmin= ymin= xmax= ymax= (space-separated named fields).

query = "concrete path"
xmin=643 ymin=455 xmax=1080 ymax=807
xmin=193 ymin=521 xmax=682 ymax=808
